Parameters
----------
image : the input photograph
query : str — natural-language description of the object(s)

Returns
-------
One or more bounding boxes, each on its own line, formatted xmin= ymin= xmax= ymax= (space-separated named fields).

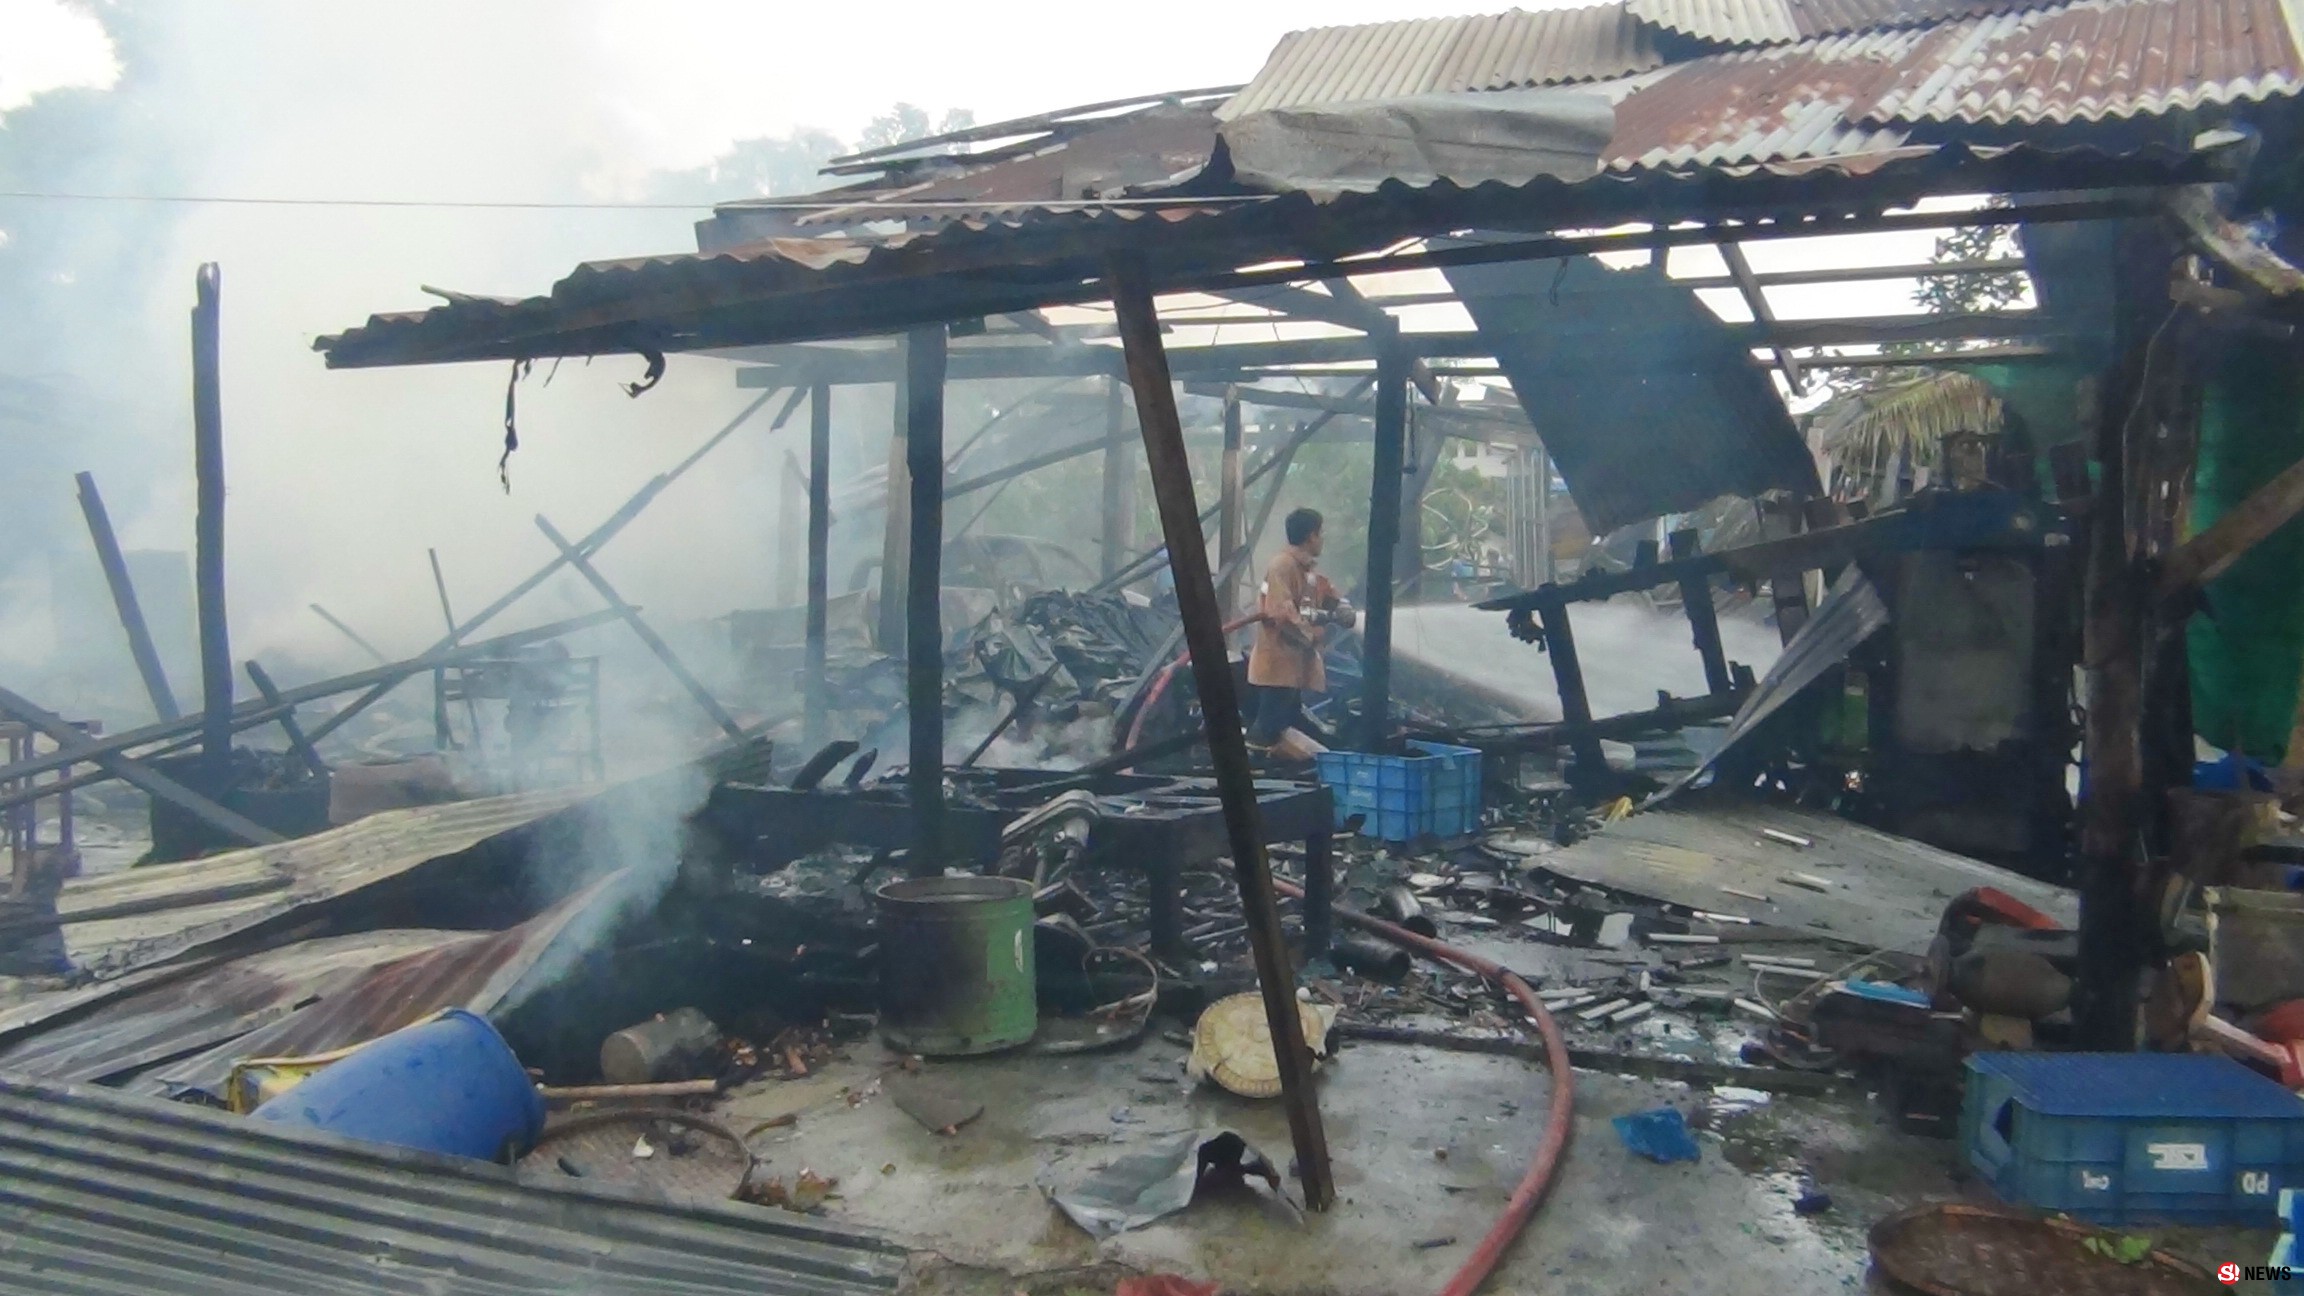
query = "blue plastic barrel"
xmin=252 ymin=1008 xmax=545 ymax=1162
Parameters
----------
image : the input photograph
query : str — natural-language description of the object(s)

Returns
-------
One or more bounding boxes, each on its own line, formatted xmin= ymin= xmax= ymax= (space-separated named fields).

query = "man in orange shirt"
xmin=1247 ymin=508 xmax=1353 ymax=747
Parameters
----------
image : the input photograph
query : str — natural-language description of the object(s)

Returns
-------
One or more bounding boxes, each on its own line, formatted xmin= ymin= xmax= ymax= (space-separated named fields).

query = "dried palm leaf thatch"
xmin=1811 ymin=369 xmax=2004 ymax=485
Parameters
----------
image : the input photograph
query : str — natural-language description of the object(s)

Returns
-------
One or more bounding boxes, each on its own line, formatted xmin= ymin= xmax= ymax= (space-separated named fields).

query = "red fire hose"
xmin=1122 ymin=612 xmax=1265 ymax=754
xmin=1272 ymin=879 xmax=1575 ymax=1296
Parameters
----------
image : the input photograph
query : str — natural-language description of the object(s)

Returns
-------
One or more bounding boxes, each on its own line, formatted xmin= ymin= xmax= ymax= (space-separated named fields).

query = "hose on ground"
xmin=1271 ymin=878 xmax=1574 ymax=1296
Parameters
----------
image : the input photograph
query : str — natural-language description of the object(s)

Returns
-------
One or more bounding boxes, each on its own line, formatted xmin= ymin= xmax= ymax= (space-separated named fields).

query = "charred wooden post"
xmin=1541 ymin=601 xmax=1607 ymax=776
xmin=1100 ymin=376 xmax=1135 ymax=579
xmin=74 ymin=472 xmax=180 ymax=722
xmin=1670 ymin=528 xmax=1733 ymax=695
xmin=1360 ymin=325 xmax=1410 ymax=747
xmin=779 ymin=450 xmax=808 ymax=608
xmin=1219 ymin=386 xmax=1245 ymax=615
xmin=534 ymin=515 xmax=747 ymax=741
xmin=903 ymin=326 xmax=948 ymax=876
xmin=806 ymin=383 xmax=833 ymax=748
xmin=2075 ymin=225 xmax=2176 ymax=1049
xmin=1106 ymin=254 xmax=1334 ymax=1211
xmin=190 ymin=264 xmax=232 ymax=784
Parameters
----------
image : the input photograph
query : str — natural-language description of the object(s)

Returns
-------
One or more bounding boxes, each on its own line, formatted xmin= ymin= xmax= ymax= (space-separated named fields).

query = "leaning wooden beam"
xmin=308 ymin=604 xmax=389 ymax=664
xmin=0 ymin=686 xmax=283 ymax=847
xmin=301 ymin=387 xmax=780 ymax=747
xmin=243 ymin=661 xmax=327 ymax=781
xmin=74 ymin=471 xmax=181 ymax=722
xmin=1719 ymin=243 xmax=1805 ymax=394
xmin=0 ymin=609 xmax=624 ymax=799
xmin=534 ymin=515 xmax=746 ymax=742
xmin=903 ymin=326 xmax=949 ymax=877
xmin=1107 ymin=252 xmax=1334 ymax=1212
xmin=2157 ymin=451 xmax=2304 ymax=603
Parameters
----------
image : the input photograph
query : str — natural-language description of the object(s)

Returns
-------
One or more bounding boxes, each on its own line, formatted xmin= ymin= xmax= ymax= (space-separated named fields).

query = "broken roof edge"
xmin=310 ymin=142 xmax=2213 ymax=373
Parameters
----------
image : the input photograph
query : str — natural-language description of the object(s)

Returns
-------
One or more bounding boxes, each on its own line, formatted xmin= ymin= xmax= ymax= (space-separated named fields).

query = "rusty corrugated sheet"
xmin=144 ymin=871 xmax=641 ymax=1101
xmin=0 ymin=930 xmax=461 ymax=1085
xmin=1870 ymin=0 xmax=2304 ymax=123
xmin=0 ymin=1073 xmax=905 ymax=1296
xmin=1218 ymin=7 xmax=1664 ymax=120
xmin=29 ymin=785 xmax=597 ymax=985
xmin=1628 ymin=0 xmax=2048 ymax=45
xmin=1599 ymin=35 xmax=1924 ymax=172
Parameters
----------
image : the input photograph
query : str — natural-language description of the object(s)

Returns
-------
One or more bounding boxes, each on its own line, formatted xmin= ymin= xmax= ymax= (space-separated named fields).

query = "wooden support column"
xmin=806 ymin=383 xmax=833 ymax=749
xmin=190 ymin=263 xmax=232 ymax=784
xmin=2075 ymin=225 xmax=2175 ymax=1049
xmin=1670 ymin=528 xmax=1733 ymax=695
xmin=1107 ymin=254 xmax=1334 ymax=1211
xmin=534 ymin=515 xmax=747 ymax=742
xmin=879 ymin=363 xmax=914 ymax=655
xmin=903 ymin=327 xmax=949 ymax=876
xmin=1219 ymin=387 xmax=1245 ymax=614
xmin=1100 ymin=377 xmax=1135 ymax=580
xmin=1360 ymin=324 xmax=1410 ymax=748
xmin=74 ymin=472 xmax=180 ymax=722
xmin=1542 ymin=602 xmax=1608 ymax=776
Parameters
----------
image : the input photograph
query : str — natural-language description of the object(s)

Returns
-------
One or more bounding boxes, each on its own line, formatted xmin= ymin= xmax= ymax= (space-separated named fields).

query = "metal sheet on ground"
xmin=1534 ymin=802 xmax=2073 ymax=953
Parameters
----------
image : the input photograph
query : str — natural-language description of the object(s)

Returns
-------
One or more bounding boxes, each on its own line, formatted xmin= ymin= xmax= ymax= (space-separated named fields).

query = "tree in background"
xmin=648 ymin=103 xmax=977 ymax=205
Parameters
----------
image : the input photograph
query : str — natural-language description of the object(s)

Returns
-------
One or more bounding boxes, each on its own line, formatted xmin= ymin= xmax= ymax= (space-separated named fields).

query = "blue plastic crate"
xmin=1313 ymin=740 xmax=1482 ymax=843
xmin=1962 ymin=1052 xmax=2304 ymax=1225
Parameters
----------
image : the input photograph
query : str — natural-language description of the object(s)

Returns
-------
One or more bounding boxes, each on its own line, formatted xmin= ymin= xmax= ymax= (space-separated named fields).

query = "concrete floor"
xmin=720 ymin=1030 xmax=1970 ymax=1296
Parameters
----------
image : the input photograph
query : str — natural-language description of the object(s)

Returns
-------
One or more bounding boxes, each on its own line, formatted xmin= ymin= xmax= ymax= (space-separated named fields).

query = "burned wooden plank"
xmin=1358 ymin=327 xmax=1410 ymax=748
xmin=1107 ymin=252 xmax=1333 ymax=1212
xmin=308 ymin=604 xmax=389 ymax=665
xmin=243 ymin=661 xmax=327 ymax=781
xmin=1670 ymin=529 xmax=1734 ymax=696
xmin=74 ymin=472 xmax=180 ymax=722
xmin=0 ymin=687 xmax=282 ymax=847
xmin=0 ymin=609 xmax=622 ymax=807
xmin=533 ymin=515 xmax=746 ymax=742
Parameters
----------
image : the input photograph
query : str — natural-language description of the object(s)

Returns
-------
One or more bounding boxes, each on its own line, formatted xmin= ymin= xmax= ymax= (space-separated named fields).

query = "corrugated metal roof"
xmin=1218 ymin=6 xmax=1665 ymax=120
xmin=1628 ymin=0 xmax=2050 ymax=45
xmin=149 ymin=871 xmax=638 ymax=1101
xmin=31 ymin=785 xmax=597 ymax=984
xmin=1868 ymin=0 xmax=2304 ymax=123
xmin=0 ymin=1073 xmax=906 ymax=1296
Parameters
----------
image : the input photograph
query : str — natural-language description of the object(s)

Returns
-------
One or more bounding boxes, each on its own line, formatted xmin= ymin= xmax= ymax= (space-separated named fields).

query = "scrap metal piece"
xmin=1047 ymin=1128 xmax=1283 ymax=1238
xmin=1186 ymin=993 xmax=1332 ymax=1098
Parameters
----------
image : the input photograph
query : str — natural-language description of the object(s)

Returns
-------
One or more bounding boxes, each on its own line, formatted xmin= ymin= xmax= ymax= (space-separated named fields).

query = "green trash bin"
xmin=875 ymin=874 xmax=1037 ymax=1056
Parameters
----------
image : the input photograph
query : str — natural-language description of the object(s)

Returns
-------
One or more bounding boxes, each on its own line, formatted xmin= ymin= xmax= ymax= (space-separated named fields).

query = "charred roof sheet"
xmin=1443 ymin=252 xmax=1821 ymax=530
xmin=0 ymin=1073 xmax=906 ymax=1296
xmin=1217 ymin=6 xmax=1666 ymax=119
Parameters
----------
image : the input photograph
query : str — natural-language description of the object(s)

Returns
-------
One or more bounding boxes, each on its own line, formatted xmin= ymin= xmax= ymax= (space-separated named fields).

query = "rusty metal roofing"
xmin=1627 ymin=0 xmax=2049 ymax=45
xmin=147 ymin=871 xmax=640 ymax=1101
xmin=1868 ymin=0 xmax=2304 ymax=123
xmin=0 ymin=1072 xmax=906 ymax=1296
xmin=0 ymin=929 xmax=461 ymax=1086
xmin=1217 ymin=6 xmax=1665 ymax=120
xmin=28 ymin=785 xmax=597 ymax=985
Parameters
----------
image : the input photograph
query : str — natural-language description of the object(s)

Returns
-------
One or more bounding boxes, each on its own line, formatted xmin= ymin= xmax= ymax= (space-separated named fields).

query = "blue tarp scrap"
xmin=1613 ymin=1107 xmax=1701 ymax=1164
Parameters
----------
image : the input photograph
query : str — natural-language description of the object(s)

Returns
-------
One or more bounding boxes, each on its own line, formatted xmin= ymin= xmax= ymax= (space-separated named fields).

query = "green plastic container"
xmin=875 ymin=875 xmax=1037 ymax=1056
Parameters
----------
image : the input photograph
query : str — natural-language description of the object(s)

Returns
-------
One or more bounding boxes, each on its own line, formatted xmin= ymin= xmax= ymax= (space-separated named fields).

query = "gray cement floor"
xmin=718 ymin=1032 xmax=1981 ymax=1296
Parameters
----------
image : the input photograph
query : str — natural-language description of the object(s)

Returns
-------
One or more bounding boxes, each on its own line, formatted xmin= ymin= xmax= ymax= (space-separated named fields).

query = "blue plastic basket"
xmin=1962 ymin=1052 xmax=2304 ymax=1225
xmin=1314 ymin=740 xmax=1481 ymax=843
